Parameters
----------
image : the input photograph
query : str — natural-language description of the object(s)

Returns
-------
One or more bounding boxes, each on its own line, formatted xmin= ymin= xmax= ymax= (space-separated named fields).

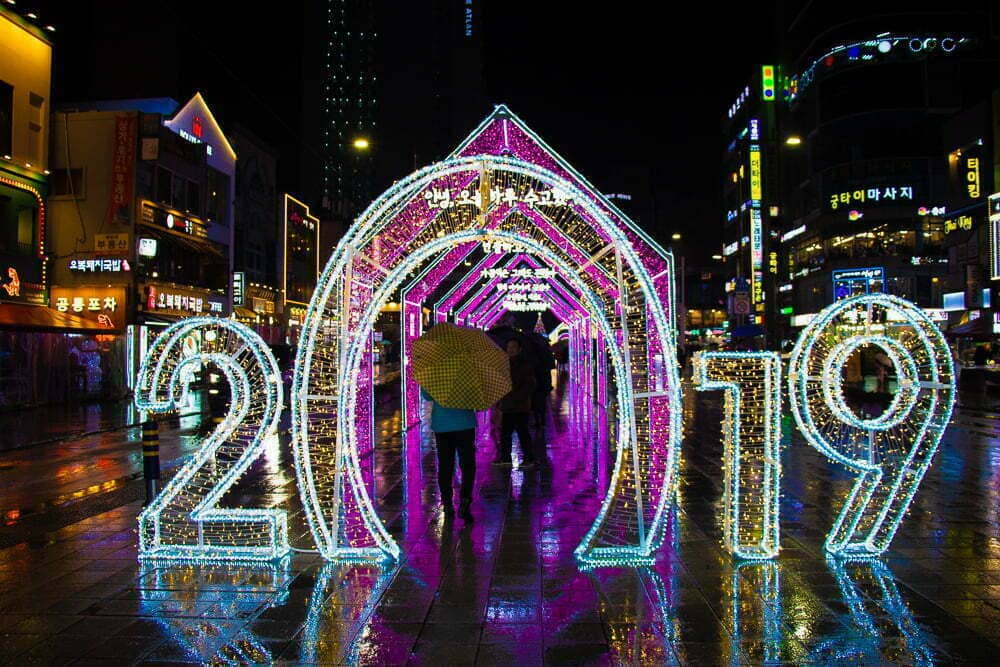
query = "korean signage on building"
xmin=827 ymin=185 xmax=914 ymax=211
xmin=107 ymin=115 xmax=136 ymax=227
xmin=69 ymin=257 xmax=131 ymax=273
xmin=749 ymin=147 xmax=762 ymax=202
xmin=944 ymin=215 xmax=974 ymax=234
xmin=233 ymin=272 xmax=245 ymax=306
xmin=94 ymin=233 xmax=130 ymax=256
xmin=140 ymin=283 xmax=225 ymax=318
xmin=139 ymin=201 xmax=207 ymax=238
xmin=50 ymin=286 xmax=127 ymax=331
xmin=990 ymin=193 xmax=1000 ymax=280
xmin=965 ymin=156 xmax=981 ymax=199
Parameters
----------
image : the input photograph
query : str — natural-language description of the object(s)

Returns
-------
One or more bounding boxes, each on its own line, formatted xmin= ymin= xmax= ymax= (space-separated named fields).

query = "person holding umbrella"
xmin=495 ymin=337 xmax=537 ymax=469
xmin=412 ymin=323 xmax=511 ymax=522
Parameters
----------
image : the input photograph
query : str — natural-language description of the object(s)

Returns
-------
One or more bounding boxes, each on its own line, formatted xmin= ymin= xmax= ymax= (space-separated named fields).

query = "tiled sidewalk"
xmin=0 ymin=389 xmax=998 ymax=664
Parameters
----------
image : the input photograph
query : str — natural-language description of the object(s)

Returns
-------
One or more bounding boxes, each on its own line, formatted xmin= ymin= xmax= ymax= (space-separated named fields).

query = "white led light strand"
xmin=787 ymin=294 xmax=955 ymax=557
xmin=135 ymin=317 xmax=287 ymax=561
xmin=694 ymin=351 xmax=782 ymax=559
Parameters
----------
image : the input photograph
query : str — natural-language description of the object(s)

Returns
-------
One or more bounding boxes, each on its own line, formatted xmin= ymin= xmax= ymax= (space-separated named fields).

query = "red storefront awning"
xmin=0 ymin=302 xmax=125 ymax=334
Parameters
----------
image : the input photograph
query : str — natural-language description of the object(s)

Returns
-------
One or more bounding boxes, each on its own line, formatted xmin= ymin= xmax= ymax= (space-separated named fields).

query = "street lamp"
xmin=352 ymin=137 xmax=370 ymax=151
xmin=785 ymin=136 xmax=802 ymax=146
xmin=671 ymin=232 xmax=682 ymax=241
xmin=712 ymin=254 xmax=723 ymax=261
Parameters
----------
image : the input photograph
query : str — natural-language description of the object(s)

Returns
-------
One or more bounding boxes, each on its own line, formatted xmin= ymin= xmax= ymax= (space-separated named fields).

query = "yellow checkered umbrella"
xmin=412 ymin=322 xmax=511 ymax=410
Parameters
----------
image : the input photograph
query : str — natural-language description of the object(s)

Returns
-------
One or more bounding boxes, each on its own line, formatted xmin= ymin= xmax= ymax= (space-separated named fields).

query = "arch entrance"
xmin=292 ymin=108 xmax=680 ymax=566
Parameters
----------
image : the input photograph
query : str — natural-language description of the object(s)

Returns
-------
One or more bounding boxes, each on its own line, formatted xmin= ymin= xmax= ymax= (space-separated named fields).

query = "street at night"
xmin=3 ymin=1 xmax=1000 ymax=665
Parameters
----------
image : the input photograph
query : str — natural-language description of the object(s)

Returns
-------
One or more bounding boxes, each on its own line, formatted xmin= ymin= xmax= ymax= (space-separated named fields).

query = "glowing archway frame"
xmin=135 ymin=318 xmax=288 ymax=561
xmin=293 ymin=154 xmax=680 ymax=565
xmin=787 ymin=294 xmax=955 ymax=557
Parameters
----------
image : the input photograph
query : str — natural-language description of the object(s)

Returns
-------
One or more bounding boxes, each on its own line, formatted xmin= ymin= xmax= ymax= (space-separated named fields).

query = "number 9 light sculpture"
xmin=787 ymin=294 xmax=955 ymax=557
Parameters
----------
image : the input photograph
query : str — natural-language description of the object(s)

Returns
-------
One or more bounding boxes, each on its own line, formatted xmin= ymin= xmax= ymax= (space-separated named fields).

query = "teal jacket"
xmin=421 ymin=388 xmax=477 ymax=433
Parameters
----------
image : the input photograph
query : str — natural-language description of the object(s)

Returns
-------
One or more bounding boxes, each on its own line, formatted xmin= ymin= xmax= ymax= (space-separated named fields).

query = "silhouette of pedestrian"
xmin=495 ymin=338 xmax=536 ymax=470
xmin=421 ymin=387 xmax=477 ymax=521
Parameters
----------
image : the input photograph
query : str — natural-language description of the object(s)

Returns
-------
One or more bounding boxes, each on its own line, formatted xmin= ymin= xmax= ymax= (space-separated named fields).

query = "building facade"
xmin=49 ymin=94 xmax=235 ymax=393
xmin=0 ymin=7 xmax=59 ymax=408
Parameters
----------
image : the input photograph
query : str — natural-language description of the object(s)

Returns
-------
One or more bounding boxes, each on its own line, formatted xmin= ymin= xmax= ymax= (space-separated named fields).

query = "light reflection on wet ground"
xmin=0 ymin=382 xmax=997 ymax=664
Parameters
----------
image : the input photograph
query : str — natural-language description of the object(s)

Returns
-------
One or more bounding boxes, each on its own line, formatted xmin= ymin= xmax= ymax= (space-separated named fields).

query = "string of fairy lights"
xmin=135 ymin=318 xmax=286 ymax=562
xmin=694 ymin=352 xmax=782 ymax=560
xmin=132 ymin=113 xmax=955 ymax=570
xmin=290 ymin=154 xmax=680 ymax=566
xmin=787 ymin=294 xmax=955 ymax=557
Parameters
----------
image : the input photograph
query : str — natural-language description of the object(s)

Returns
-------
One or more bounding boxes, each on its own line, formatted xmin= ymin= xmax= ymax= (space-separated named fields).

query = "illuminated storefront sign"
xmin=965 ymin=156 xmax=981 ymax=199
xmin=424 ymin=185 xmax=573 ymax=210
xmin=768 ymin=251 xmax=779 ymax=275
xmin=761 ymin=65 xmax=775 ymax=101
xmin=94 ymin=233 xmax=130 ymax=255
xmin=69 ymin=258 xmax=131 ymax=273
xmin=283 ymin=194 xmax=319 ymax=306
xmin=728 ymin=85 xmax=750 ymax=119
xmin=832 ymin=267 xmax=884 ymax=301
xmin=780 ymin=225 xmax=805 ymax=243
xmin=178 ymin=128 xmax=214 ymax=156
xmin=991 ymin=193 xmax=1000 ymax=280
xmin=942 ymin=291 xmax=965 ymax=311
xmin=749 ymin=118 xmax=760 ymax=141
xmin=140 ymin=283 xmax=225 ymax=318
xmin=749 ymin=148 xmax=762 ymax=202
xmin=50 ymin=286 xmax=127 ymax=330
xmin=723 ymin=241 xmax=739 ymax=256
xmin=138 ymin=238 xmax=158 ymax=258
xmin=233 ymin=272 xmax=245 ymax=306
xmin=910 ymin=256 xmax=949 ymax=266
xmin=944 ymin=215 xmax=973 ymax=233
xmin=140 ymin=201 xmax=206 ymax=238
xmin=828 ymin=185 xmax=913 ymax=210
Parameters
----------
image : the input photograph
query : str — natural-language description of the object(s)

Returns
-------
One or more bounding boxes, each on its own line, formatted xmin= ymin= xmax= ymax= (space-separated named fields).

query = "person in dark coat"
xmin=495 ymin=338 xmax=536 ymax=469
xmin=421 ymin=387 xmax=477 ymax=521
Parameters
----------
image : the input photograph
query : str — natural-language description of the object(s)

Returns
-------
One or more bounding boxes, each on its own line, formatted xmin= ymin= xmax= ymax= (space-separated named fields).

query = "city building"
xmin=0 ymin=7 xmax=57 ymax=408
xmin=231 ymin=125 xmax=284 ymax=344
xmin=720 ymin=65 xmax=780 ymax=337
xmin=320 ymin=0 xmax=377 ymax=217
xmin=282 ymin=193 xmax=319 ymax=346
xmin=723 ymin=5 xmax=1000 ymax=344
xmin=48 ymin=94 xmax=235 ymax=391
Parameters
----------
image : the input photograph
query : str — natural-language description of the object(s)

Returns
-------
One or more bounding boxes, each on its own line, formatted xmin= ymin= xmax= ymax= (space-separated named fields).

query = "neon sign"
xmin=828 ymin=185 xmax=913 ymax=210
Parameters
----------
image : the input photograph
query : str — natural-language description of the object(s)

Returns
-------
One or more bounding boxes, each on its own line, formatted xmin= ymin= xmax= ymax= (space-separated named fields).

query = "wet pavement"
xmin=0 ymin=383 xmax=997 ymax=665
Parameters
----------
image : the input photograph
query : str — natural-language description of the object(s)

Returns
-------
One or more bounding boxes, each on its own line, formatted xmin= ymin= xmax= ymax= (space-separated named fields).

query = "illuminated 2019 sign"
xmin=134 ymin=108 xmax=954 ymax=568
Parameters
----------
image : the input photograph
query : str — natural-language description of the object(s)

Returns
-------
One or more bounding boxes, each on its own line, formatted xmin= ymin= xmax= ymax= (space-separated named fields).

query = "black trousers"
xmin=499 ymin=412 xmax=534 ymax=463
xmin=435 ymin=428 xmax=476 ymax=504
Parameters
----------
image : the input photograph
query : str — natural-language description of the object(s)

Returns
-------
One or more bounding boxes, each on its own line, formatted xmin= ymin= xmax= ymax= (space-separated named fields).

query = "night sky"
xmin=34 ymin=0 xmax=777 ymax=262
xmin=480 ymin=3 xmax=777 ymax=259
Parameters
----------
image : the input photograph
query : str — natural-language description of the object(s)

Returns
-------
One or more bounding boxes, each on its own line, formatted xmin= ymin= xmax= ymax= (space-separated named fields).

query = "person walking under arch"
xmin=421 ymin=387 xmax=477 ymax=521
xmin=495 ymin=338 xmax=536 ymax=470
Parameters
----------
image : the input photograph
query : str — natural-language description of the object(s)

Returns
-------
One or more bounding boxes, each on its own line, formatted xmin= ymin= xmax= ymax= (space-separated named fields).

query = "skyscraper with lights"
xmin=322 ymin=0 xmax=377 ymax=217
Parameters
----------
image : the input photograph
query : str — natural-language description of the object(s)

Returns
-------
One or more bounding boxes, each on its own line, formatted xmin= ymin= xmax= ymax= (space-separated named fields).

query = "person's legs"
xmin=435 ymin=431 xmax=457 ymax=510
xmin=514 ymin=412 xmax=534 ymax=464
xmin=454 ymin=429 xmax=476 ymax=502
xmin=497 ymin=412 xmax=514 ymax=463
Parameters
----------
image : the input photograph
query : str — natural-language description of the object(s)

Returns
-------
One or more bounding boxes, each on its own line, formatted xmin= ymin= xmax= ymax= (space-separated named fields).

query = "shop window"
xmin=52 ymin=168 xmax=85 ymax=199
xmin=16 ymin=207 xmax=35 ymax=253
xmin=0 ymin=80 xmax=11 ymax=158
xmin=156 ymin=166 xmax=172 ymax=204
xmin=186 ymin=180 xmax=200 ymax=215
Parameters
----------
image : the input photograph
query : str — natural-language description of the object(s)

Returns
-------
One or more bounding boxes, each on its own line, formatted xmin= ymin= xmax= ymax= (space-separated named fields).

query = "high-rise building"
xmin=723 ymin=3 xmax=1000 ymax=343
xmin=322 ymin=0 xmax=377 ymax=217
xmin=720 ymin=66 xmax=780 ymax=336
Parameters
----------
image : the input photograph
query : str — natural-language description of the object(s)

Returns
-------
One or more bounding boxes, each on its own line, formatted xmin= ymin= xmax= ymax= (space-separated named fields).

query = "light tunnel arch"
xmin=292 ymin=155 xmax=680 ymax=566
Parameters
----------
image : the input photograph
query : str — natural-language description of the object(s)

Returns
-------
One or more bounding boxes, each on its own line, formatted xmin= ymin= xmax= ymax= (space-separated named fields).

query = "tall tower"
xmin=324 ymin=0 xmax=376 ymax=216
